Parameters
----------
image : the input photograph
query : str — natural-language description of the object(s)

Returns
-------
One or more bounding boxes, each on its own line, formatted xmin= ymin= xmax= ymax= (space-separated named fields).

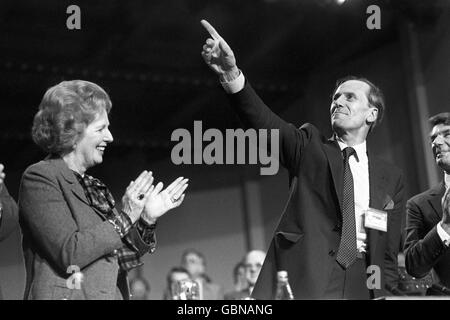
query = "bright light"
xmin=336 ymin=0 xmax=346 ymax=5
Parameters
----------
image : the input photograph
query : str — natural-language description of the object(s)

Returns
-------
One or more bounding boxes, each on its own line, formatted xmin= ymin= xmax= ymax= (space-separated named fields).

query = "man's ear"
xmin=366 ymin=108 xmax=378 ymax=125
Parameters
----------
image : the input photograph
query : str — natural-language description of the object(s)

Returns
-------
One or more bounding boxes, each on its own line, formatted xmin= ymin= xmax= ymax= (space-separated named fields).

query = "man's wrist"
xmin=438 ymin=222 xmax=450 ymax=247
xmin=440 ymin=221 xmax=450 ymax=235
xmin=221 ymin=70 xmax=245 ymax=94
xmin=220 ymin=67 xmax=240 ymax=83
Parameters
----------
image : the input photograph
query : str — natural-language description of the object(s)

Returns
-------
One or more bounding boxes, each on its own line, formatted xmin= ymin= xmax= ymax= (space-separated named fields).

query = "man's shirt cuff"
xmin=220 ymin=71 xmax=245 ymax=94
xmin=437 ymin=222 xmax=450 ymax=246
xmin=137 ymin=218 xmax=157 ymax=248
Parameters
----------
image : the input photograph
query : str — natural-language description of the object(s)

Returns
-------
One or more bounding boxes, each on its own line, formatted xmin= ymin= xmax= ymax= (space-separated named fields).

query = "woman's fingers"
xmin=169 ymin=179 xmax=189 ymax=198
xmin=151 ymin=182 xmax=164 ymax=196
xmin=173 ymin=194 xmax=185 ymax=207
xmin=141 ymin=183 xmax=155 ymax=203
xmin=128 ymin=171 xmax=154 ymax=199
xmin=127 ymin=170 xmax=148 ymax=192
xmin=140 ymin=174 xmax=154 ymax=194
xmin=172 ymin=183 xmax=188 ymax=202
xmin=165 ymin=177 xmax=184 ymax=194
xmin=135 ymin=171 xmax=153 ymax=193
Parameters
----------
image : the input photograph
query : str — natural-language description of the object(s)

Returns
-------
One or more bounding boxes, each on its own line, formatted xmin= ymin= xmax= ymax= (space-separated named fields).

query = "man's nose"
xmin=331 ymin=102 xmax=340 ymax=113
xmin=332 ymin=97 xmax=345 ymax=110
xmin=337 ymin=95 xmax=348 ymax=106
xmin=433 ymin=134 xmax=444 ymax=146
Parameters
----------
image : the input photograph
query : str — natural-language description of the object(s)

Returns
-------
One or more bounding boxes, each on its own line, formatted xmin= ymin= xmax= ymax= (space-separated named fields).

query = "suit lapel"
xmin=323 ymin=138 xmax=344 ymax=214
xmin=368 ymin=156 xmax=387 ymax=210
xmin=367 ymin=152 xmax=388 ymax=260
xmin=427 ymin=182 xmax=445 ymax=222
xmin=50 ymin=157 xmax=107 ymax=220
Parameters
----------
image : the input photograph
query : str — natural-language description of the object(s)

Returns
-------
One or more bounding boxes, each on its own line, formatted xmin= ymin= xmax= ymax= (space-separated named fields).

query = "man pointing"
xmin=200 ymin=20 xmax=404 ymax=299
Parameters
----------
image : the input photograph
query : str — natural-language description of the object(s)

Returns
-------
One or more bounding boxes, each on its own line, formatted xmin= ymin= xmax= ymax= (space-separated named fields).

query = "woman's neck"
xmin=62 ymin=152 xmax=86 ymax=176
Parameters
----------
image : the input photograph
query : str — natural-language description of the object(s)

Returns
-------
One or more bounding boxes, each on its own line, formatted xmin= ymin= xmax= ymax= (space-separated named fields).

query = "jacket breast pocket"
xmin=275 ymin=231 xmax=304 ymax=250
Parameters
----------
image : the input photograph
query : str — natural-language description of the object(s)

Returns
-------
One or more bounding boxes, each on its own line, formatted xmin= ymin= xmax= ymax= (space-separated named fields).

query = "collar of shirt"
xmin=336 ymin=139 xmax=368 ymax=163
xmin=445 ymin=173 xmax=450 ymax=190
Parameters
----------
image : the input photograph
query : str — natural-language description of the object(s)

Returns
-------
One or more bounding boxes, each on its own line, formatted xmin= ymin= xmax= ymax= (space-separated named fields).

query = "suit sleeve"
xmin=111 ymin=209 xmax=156 ymax=256
xmin=227 ymin=81 xmax=314 ymax=175
xmin=384 ymin=173 xmax=405 ymax=289
xmin=124 ymin=220 xmax=156 ymax=256
xmin=0 ymin=185 xmax=19 ymax=241
xmin=19 ymin=166 xmax=124 ymax=273
xmin=404 ymin=198 xmax=447 ymax=278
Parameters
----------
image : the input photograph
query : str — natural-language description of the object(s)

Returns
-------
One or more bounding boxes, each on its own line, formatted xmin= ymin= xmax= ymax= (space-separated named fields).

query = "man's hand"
xmin=200 ymin=19 xmax=240 ymax=82
xmin=441 ymin=187 xmax=450 ymax=234
xmin=141 ymin=177 xmax=188 ymax=224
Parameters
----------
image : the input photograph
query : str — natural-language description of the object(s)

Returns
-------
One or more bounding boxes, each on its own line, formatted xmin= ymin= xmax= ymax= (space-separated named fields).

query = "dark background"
xmin=0 ymin=0 xmax=449 ymax=299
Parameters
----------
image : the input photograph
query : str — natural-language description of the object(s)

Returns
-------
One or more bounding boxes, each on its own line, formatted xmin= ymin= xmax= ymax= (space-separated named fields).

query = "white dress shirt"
xmin=221 ymin=70 xmax=245 ymax=94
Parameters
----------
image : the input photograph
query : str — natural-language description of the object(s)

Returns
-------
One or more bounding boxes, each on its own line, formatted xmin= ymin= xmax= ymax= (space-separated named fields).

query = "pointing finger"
xmin=218 ymin=39 xmax=233 ymax=56
xmin=201 ymin=19 xmax=221 ymax=41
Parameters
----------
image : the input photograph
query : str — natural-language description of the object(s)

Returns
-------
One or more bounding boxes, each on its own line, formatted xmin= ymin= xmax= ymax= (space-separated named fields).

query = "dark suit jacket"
xmin=18 ymin=157 xmax=153 ymax=300
xmin=0 ymin=185 xmax=19 ymax=299
xmin=404 ymin=182 xmax=450 ymax=287
xmin=228 ymin=82 xmax=404 ymax=299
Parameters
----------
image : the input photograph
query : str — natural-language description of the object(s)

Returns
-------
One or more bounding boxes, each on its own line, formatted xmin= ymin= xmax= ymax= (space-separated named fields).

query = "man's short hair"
xmin=429 ymin=112 xmax=450 ymax=127
xmin=166 ymin=266 xmax=189 ymax=285
xmin=334 ymin=76 xmax=385 ymax=132
xmin=181 ymin=249 xmax=206 ymax=265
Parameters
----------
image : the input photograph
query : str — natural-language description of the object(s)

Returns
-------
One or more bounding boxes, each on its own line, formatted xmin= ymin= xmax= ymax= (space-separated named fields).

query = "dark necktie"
xmin=336 ymin=147 xmax=357 ymax=269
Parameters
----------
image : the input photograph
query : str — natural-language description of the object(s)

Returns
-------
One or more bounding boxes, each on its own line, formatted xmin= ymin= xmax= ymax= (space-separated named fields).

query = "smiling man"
xmin=404 ymin=112 xmax=450 ymax=290
xmin=200 ymin=19 xmax=405 ymax=299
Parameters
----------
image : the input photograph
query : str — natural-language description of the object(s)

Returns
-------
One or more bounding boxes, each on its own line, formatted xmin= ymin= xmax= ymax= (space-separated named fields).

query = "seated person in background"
xmin=0 ymin=163 xmax=19 ymax=300
xmin=229 ymin=261 xmax=248 ymax=294
xmin=181 ymin=249 xmax=223 ymax=300
xmin=225 ymin=250 xmax=266 ymax=300
xmin=130 ymin=276 xmax=151 ymax=300
xmin=404 ymin=112 xmax=450 ymax=292
xmin=224 ymin=261 xmax=246 ymax=299
xmin=163 ymin=266 xmax=190 ymax=300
